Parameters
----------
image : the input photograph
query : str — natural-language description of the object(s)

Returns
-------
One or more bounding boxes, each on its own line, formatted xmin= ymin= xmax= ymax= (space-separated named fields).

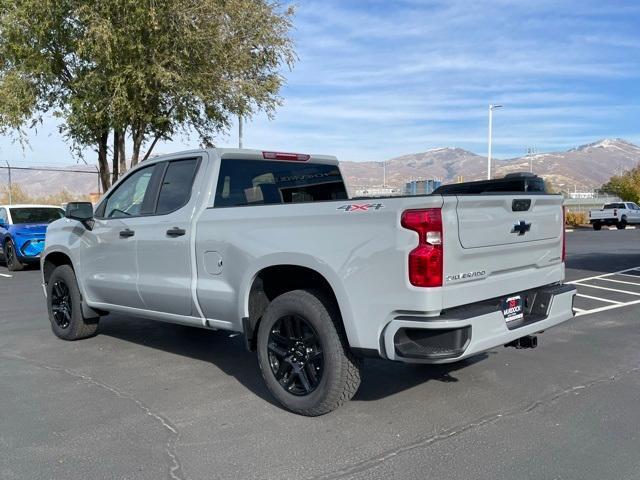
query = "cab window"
xmin=214 ymin=159 xmax=347 ymax=207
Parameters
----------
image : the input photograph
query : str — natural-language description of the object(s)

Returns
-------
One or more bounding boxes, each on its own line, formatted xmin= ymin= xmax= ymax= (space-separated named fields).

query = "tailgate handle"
xmin=512 ymin=199 xmax=531 ymax=212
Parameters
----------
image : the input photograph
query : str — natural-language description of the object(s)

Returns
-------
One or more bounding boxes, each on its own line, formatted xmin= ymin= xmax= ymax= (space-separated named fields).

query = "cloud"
xmin=2 ymin=0 xmax=639 ymax=164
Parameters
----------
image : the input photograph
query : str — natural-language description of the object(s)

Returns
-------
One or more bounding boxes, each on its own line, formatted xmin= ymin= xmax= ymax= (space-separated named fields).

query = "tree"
xmin=0 ymin=0 xmax=295 ymax=190
xmin=600 ymin=167 xmax=640 ymax=203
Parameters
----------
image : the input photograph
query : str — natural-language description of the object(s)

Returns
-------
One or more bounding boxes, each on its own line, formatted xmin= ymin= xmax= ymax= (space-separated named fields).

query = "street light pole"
xmin=487 ymin=104 xmax=503 ymax=180
xmin=526 ymin=146 xmax=537 ymax=173
xmin=382 ymin=161 xmax=386 ymax=187
xmin=238 ymin=115 xmax=244 ymax=149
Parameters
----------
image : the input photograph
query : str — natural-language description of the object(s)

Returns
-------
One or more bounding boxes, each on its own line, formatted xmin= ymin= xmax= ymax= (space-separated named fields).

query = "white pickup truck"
xmin=42 ymin=149 xmax=576 ymax=415
xmin=589 ymin=202 xmax=640 ymax=230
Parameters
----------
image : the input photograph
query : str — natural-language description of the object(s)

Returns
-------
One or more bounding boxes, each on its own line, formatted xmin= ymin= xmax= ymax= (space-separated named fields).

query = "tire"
xmin=592 ymin=222 xmax=602 ymax=231
xmin=47 ymin=265 xmax=99 ymax=340
xmin=256 ymin=289 xmax=362 ymax=416
xmin=617 ymin=218 xmax=627 ymax=230
xmin=5 ymin=239 xmax=24 ymax=271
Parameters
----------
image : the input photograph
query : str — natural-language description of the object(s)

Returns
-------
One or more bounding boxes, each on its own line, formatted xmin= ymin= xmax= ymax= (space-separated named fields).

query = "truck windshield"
xmin=10 ymin=207 xmax=64 ymax=224
xmin=214 ymin=159 xmax=348 ymax=207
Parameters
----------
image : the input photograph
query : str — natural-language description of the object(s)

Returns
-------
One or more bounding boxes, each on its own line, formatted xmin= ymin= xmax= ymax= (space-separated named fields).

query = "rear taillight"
xmin=562 ymin=206 xmax=566 ymax=262
xmin=614 ymin=209 xmax=617 ymax=216
xmin=401 ymin=208 xmax=443 ymax=287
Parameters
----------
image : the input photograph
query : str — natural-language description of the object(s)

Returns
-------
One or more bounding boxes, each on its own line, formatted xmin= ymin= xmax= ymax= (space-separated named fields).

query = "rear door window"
xmin=214 ymin=159 xmax=347 ymax=207
xmin=155 ymin=158 xmax=199 ymax=215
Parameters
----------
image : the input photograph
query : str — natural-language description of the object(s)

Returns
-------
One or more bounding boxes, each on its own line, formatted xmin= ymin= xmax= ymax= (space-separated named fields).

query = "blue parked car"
xmin=0 ymin=204 xmax=65 ymax=271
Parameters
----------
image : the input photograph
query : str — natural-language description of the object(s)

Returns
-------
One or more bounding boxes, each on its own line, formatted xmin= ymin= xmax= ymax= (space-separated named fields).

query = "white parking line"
xmin=575 ymin=293 xmax=622 ymax=304
xmin=575 ymin=299 xmax=640 ymax=317
xmin=0 ymin=273 xmax=12 ymax=278
xmin=569 ymin=266 xmax=640 ymax=317
xmin=574 ymin=283 xmax=640 ymax=296
xmin=615 ymin=273 xmax=640 ymax=278
xmin=567 ymin=266 xmax=640 ymax=284
xmin=598 ymin=277 xmax=640 ymax=287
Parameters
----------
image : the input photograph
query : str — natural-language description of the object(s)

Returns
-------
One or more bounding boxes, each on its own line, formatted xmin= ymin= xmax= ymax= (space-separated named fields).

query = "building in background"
xmin=567 ymin=191 xmax=597 ymax=199
xmin=404 ymin=179 xmax=442 ymax=196
xmin=353 ymin=186 xmax=401 ymax=197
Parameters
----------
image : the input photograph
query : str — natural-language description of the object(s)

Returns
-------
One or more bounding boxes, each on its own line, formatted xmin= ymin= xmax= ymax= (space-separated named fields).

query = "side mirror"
xmin=0 ymin=219 xmax=6 ymax=229
xmin=65 ymin=202 xmax=94 ymax=230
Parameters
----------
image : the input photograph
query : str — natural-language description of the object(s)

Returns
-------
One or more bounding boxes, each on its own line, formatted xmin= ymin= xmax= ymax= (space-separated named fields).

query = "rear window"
xmin=603 ymin=203 xmax=625 ymax=209
xmin=10 ymin=207 xmax=64 ymax=224
xmin=214 ymin=159 xmax=348 ymax=207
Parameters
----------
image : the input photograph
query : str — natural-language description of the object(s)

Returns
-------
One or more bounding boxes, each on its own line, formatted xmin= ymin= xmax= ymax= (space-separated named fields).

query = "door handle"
xmin=119 ymin=229 xmax=135 ymax=238
xmin=166 ymin=227 xmax=186 ymax=237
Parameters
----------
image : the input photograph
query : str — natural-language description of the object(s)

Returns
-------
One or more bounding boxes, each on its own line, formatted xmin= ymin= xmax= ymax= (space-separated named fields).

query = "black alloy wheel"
xmin=267 ymin=314 xmax=324 ymax=396
xmin=5 ymin=240 xmax=23 ymax=271
xmin=50 ymin=280 xmax=73 ymax=329
xmin=6 ymin=241 xmax=15 ymax=265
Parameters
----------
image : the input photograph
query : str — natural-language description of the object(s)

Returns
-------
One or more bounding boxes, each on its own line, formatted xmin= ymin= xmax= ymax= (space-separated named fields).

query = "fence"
xmin=564 ymin=195 xmax=622 ymax=213
xmin=0 ymin=162 xmax=103 ymax=205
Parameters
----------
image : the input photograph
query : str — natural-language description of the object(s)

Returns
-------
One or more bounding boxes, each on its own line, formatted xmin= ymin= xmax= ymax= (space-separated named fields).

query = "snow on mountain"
xmin=340 ymin=138 xmax=640 ymax=192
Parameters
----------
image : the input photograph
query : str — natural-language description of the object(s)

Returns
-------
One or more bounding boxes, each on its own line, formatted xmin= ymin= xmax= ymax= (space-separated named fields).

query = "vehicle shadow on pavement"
xmin=99 ymin=314 xmax=492 ymax=406
xmin=354 ymin=354 xmax=490 ymax=401
xmin=98 ymin=314 xmax=281 ymax=407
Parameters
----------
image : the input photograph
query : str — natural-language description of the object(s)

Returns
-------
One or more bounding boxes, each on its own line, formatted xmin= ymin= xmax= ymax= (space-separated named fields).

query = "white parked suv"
xmin=42 ymin=149 xmax=576 ymax=415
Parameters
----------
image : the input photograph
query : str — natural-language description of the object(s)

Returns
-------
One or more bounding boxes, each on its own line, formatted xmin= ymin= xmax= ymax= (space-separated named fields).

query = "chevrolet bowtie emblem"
xmin=511 ymin=220 xmax=531 ymax=236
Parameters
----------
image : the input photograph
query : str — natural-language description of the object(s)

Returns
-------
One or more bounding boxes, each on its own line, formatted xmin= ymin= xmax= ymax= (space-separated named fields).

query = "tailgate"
xmin=441 ymin=194 xmax=564 ymax=310
xmin=456 ymin=195 xmax=562 ymax=248
xmin=590 ymin=210 xmax=615 ymax=220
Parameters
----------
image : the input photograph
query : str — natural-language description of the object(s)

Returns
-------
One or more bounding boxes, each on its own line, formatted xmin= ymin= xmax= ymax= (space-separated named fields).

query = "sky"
xmin=1 ymin=0 xmax=639 ymax=166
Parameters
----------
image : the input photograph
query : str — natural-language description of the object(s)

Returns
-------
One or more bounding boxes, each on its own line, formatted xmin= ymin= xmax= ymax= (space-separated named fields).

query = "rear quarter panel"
xmin=194 ymin=195 xmax=445 ymax=349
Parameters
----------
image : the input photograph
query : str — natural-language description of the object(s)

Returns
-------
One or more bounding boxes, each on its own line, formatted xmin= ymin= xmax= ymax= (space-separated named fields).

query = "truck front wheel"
xmin=46 ymin=265 xmax=99 ymax=340
xmin=256 ymin=289 xmax=362 ymax=416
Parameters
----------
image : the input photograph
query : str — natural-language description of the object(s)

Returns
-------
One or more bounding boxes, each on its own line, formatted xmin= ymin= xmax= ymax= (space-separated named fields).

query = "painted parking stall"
xmin=569 ymin=266 xmax=640 ymax=316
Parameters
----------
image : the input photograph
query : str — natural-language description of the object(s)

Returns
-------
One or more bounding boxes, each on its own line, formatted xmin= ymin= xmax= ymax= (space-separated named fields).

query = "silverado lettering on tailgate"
xmin=446 ymin=270 xmax=487 ymax=283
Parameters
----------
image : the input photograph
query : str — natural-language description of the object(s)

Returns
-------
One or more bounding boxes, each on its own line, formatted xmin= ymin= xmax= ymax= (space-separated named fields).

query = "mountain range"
xmin=340 ymin=138 xmax=640 ymax=192
xmin=1 ymin=138 xmax=639 ymax=198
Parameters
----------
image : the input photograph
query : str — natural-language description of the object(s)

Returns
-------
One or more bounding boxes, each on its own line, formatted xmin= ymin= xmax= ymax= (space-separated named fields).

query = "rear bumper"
xmin=590 ymin=219 xmax=620 ymax=225
xmin=381 ymin=283 xmax=576 ymax=364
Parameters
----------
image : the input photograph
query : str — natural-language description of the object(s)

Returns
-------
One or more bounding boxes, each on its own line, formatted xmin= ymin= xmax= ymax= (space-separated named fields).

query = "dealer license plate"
xmin=502 ymin=295 xmax=524 ymax=322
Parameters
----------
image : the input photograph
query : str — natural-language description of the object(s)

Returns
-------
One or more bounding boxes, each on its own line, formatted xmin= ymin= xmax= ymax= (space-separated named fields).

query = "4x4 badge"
xmin=337 ymin=203 xmax=384 ymax=212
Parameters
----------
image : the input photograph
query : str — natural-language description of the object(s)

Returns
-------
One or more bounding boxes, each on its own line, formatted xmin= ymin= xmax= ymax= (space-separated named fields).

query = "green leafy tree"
xmin=0 ymin=0 xmax=295 ymax=190
xmin=600 ymin=167 xmax=640 ymax=203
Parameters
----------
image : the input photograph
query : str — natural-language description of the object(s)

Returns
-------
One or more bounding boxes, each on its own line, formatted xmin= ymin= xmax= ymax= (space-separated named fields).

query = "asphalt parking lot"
xmin=1 ymin=230 xmax=640 ymax=480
